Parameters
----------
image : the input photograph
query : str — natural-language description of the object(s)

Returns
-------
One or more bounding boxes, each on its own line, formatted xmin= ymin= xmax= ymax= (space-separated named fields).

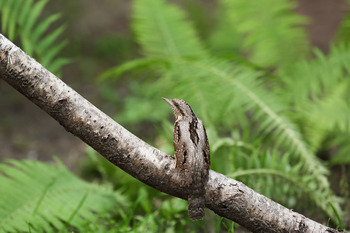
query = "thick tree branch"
xmin=0 ymin=34 xmax=342 ymax=233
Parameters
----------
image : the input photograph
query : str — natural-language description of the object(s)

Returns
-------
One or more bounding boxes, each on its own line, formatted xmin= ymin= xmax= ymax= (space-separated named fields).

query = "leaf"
xmin=99 ymin=57 xmax=170 ymax=81
xmin=209 ymin=0 xmax=309 ymax=69
xmin=132 ymin=0 xmax=207 ymax=58
xmin=0 ymin=159 xmax=129 ymax=232
xmin=0 ymin=0 xmax=70 ymax=75
xmin=48 ymin=57 xmax=72 ymax=76
xmin=36 ymin=25 xmax=66 ymax=55
xmin=280 ymin=43 xmax=350 ymax=152
xmin=7 ymin=0 xmax=22 ymax=40
xmin=22 ymin=0 xmax=48 ymax=33
xmin=32 ymin=13 xmax=62 ymax=42
xmin=18 ymin=0 xmax=34 ymax=26
xmin=41 ymin=40 xmax=68 ymax=66
xmin=0 ymin=0 xmax=12 ymax=33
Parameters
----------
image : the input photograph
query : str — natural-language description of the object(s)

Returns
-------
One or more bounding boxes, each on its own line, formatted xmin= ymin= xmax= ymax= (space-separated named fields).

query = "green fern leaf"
xmin=41 ymin=40 xmax=68 ymax=67
xmin=280 ymin=43 xmax=350 ymax=151
xmin=6 ymin=0 xmax=22 ymax=40
xmin=99 ymin=57 xmax=170 ymax=81
xmin=22 ymin=0 xmax=48 ymax=34
xmin=209 ymin=0 xmax=309 ymax=69
xmin=48 ymin=57 xmax=72 ymax=75
xmin=0 ymin=159 xmax=128 ymax=232
xmin=225 ymin=148 xmax=342 ymax=220
xmin=32 ymin=13 xmax=62 ymax=42
xmin=132 ymin=0 xmax=207 ymax=58
xmin=36 ymin=25 xmax=66 ymax=55
xmin=18 ymin=0 xmax=34 ymax=26
xmin=0 ymin=0 xmax=11 ymax=35
xmin=0 ymin=0 xmax=70 ymax=76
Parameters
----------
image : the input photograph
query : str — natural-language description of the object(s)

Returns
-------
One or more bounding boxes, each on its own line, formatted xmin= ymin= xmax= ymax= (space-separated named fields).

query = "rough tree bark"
xmin=0 ymin=34 xmax=342 ymax=233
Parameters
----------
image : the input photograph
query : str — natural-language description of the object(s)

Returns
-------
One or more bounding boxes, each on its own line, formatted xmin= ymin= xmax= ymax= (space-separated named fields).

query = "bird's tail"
xmin=188 ymin=187 xmax=206 ymax=220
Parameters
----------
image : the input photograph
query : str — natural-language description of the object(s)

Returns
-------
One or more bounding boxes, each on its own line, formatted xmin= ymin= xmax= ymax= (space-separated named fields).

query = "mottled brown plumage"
xmin=163 ymin=97 xmax=210 ymax=221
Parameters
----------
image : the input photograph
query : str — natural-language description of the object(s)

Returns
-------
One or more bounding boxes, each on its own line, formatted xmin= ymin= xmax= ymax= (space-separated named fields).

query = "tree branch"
xmin=0 ymin=34 xmax=342 ymax=233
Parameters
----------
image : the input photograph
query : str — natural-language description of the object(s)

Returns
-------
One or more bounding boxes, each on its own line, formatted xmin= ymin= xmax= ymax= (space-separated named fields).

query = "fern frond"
xmin=0 ymin=159 xmax=128 ymax=232
xmin=99 ymin=57 xmax=170 ymax=81
xmin=132 ymin=0 xmax=207 ymax=58
xmin=280 ymin=43 xmax=350 ymax=151
xmin=209 ymin=0 xmax=309 ymax=69
xmin=281 ymin=44 xmax=350 ymax=102
xmin=228 ymin=150 xmax=308 ymax=204
xmin=301 ymin=81 xmax=350 ymax=150
xmin=0 ymin=0 xmax=70 ymax=75
xmin=224 ymin=148 xmax=343 ymax=219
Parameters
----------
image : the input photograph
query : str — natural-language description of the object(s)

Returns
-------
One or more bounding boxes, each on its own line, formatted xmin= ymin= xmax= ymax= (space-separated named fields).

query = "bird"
xmin=163 ymin=97 xmax=210 ymax=220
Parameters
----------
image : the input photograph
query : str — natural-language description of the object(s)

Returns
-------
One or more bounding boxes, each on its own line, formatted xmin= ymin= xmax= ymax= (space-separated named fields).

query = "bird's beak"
xmin=162 ymin=97 xmax=172 ymax=106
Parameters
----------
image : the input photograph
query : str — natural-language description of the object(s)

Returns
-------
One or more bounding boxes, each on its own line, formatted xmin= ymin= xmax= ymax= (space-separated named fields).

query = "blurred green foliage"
xmin=1 ymin=0 xmax=350 ymax=232
xmin=0 ymin=0 xmax=71 ymax=76
xmin=0 ymin=159 xmax=128 ymax=232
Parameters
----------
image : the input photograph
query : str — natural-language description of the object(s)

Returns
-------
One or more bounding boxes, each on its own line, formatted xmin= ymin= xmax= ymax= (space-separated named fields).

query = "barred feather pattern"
xmin=163 ymin=98 xmax=210 ymax=220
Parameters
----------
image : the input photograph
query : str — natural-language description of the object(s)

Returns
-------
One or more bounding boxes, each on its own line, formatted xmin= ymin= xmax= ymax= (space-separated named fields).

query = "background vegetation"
xmin=0 ymin=0 xmax=349 ymax=232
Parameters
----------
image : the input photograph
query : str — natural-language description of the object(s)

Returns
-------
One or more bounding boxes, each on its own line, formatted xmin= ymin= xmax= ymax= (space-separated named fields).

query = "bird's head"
xmin=162 ymin=97 xmax=195 ymax=121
